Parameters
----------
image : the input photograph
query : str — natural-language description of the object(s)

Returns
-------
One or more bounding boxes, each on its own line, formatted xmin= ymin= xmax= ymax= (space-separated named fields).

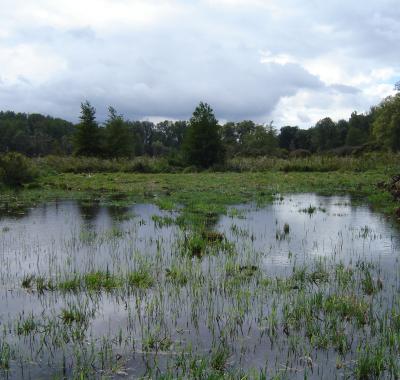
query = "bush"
xmin=11 ymin=151 xmax=400 ymax=178
xmin=36 ymin=155 xmax=179 ymax=174
xmin=0 ymin=152 xmax=37 ymax=186
xmin=182 ymin=165 xmax=199 ymax=173
xmin=289 ymin=149 xmax=311 ymax=158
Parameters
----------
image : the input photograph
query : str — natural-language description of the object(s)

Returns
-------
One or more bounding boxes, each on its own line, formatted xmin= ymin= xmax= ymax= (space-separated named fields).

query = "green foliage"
xmin=74 ymin=101 xmax=101 ymax=156
xmin=346 ymin=127 xmax=366 ymax=146
xmin=279 ymin=125 xmax=299 ymax=150
xmin=0 ymin=152 xmax=37 ymax=186
xmin=0 ymin=342 xmax=11 ymax=370
xmin=36 ymin=155 xmax=177 ymax=174
xmin=104 ymin=106 xmax=135 ymax=158
xmin=372 ymin=93 xmax=400 ymax=151
xmin=83 ymin=271 xmax=120 ymax=291
xmin=60 ymin=307 xmax=87 ymax=325
xmin=128 ymin=269 xmax=154 ymax=289
xmin=241 ymin=124 xmax=278 ymax=156
xmin=355 ymin=345 xmax=386 ymax=379
xmin=311 ymin=117 xmax=343 ymax=151
xmin=183 ymin=102 xmax=224 ymax=167
xmin=0 ymin=111 xmax=74 ymax=156
xmin=0 ymin=90 xmax=394 ymax=161
xmin=222 ymin=120 xmax=279 ymax=157
xmin=225 ymin=153 xmax=400 ymax=173
xmin=165 ymin=266 xmax=188 ymax=286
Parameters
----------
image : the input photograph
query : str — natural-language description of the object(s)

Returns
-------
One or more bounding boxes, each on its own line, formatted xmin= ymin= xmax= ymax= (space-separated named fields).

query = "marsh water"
xmin=0 ymin=194 xmax=399 ymax=379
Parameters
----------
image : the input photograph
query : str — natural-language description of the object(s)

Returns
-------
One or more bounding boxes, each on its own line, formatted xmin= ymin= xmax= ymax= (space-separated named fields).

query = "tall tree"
xmin=311 ymin=117 xmax=341 ymax=151
xmin=105 ymin=106 xmax=134 ymax=158
xmin=182 ymin=102 xmax=224 ymax=167
xmin=242 ymin=124 xmax=278 ymax=156
xmin=279 ymin=126 xmax=299 ymax=150
xmin=372 ymin=93 xmax=400 ymax=151
xmin=74 ymin=101 xmax=101 ymax=156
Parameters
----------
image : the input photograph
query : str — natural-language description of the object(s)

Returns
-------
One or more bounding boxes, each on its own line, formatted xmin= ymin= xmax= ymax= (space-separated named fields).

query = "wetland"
xmin=0 ymin=173 xmax=400 ymax=379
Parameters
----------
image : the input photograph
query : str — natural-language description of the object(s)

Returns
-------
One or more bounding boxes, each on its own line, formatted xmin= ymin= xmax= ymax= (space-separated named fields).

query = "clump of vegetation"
xmin=58 ymin=276 xmax=81 ymax=292
xmin=152 ymin=215 xmax=175 ymax=228
xmin=225 ymin=262 xmax=260 ymax=287
xmin=354 ymin=345 xmax=386 ymax=380
xmin=128 ymin=269 xmax=154 ymax=289
xmin=184 ymin=234 xmax=207 ymax=258
xmin=165 ymin=266 xmax=188 ymax=286
xmin=0 ymin=342 xmax=11 ymax=370
xmin=60 ymin=307 xmax=88 ymax=325
xmin=84 ymin=271 xmax=120 ymax=291
xmin=21 ymin=275 xmax=35 ymax=289
xmin=35 ymin=276 xmax=55 ymax=293
xmin=201 ymin=230 xmax=224 ymax=242
xmin=0 ymin=152 xmax=37 ymax=186
xmin=16 ymin=315 xmax=37 ymax=336
xmin=210 ymin=346 xmax=231 ymax=373
xmin=361 ymin=270 xmax=381 ymax=295
xmin=142 ymin=331 xmax=173 ymax=352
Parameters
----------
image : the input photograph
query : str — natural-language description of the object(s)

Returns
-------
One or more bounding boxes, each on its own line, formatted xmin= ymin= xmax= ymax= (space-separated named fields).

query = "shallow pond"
xmin=0 ymin=194 xmax=399 ymax=379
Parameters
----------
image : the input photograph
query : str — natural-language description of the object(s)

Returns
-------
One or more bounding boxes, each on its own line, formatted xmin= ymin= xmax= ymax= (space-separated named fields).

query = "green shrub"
xmin=36 ymin=155 xmax=180 ymax=174
xmin=182 ymin=165 xmax=198 ymax=173
xmin=0 ymin=152 xmax=37 ymax=186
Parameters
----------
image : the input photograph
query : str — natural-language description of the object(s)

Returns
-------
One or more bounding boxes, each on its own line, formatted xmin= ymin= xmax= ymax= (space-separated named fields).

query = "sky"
xmin=0 ymin=0 xmax=399 ymax=127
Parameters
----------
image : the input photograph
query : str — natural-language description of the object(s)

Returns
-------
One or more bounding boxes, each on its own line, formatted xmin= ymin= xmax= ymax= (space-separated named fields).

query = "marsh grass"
xmin=165 ymin=266 xmax=189 ymax=286
xmin=127 ymin=268 xmax=154 ymax=289
xmin=0 ymin=342 xmax=11 ymax=370
xmin=2 ymin=171 xmax=400 ymax=379
xmin=30 ymin=269 xmax=155 ymax=293
xmin=34 ymin=152 xmax=400 ymax=175
xmin=60 ymin=307 xmax=88 ymax=325
xmin=354 ymin=345 xmax=386 ymax=379
xmin=84 ymin=271 xmax=120 ymax=291
xmin=16 ymin=315 xmax=37 ymax=336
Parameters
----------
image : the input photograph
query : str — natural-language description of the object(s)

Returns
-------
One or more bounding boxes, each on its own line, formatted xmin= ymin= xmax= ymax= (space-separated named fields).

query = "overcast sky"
xmin=1 ymin=0 xmax=399 ymax=127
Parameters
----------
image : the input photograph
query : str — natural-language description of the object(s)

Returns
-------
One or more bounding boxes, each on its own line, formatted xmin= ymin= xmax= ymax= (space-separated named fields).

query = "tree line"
xmin=0 ymin=85 xmax=399 ymax=168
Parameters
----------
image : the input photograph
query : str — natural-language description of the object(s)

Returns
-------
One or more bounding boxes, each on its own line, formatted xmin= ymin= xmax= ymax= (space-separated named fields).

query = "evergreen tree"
xmin=74 ymin=101 xmax=101 ymax=156
xmin=182 ymin=102 xmax=224 ymax=167
xmin=105 ymin=106 xmax=134 ymax=158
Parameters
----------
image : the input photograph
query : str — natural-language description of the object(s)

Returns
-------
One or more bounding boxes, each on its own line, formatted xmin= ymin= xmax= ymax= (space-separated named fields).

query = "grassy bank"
xmin=0 ymin=168 xmax=398 ymax=227
xmin=32 ymin=152 xmax=400 ymax=174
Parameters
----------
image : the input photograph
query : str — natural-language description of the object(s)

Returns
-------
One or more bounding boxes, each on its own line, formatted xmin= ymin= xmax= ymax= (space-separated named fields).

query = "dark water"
xmin=0 ymin=194 xmax=399 ymax=379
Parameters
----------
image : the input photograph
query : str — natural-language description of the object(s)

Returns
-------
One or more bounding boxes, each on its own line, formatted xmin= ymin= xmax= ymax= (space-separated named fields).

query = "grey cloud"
xmin=0 ymin=0 xmax=398 ymax=126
